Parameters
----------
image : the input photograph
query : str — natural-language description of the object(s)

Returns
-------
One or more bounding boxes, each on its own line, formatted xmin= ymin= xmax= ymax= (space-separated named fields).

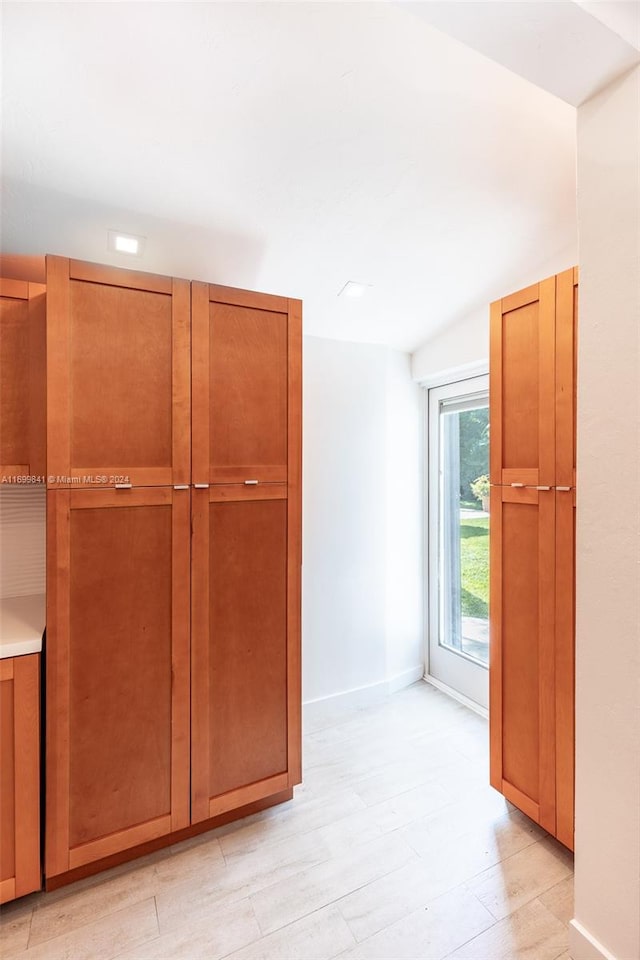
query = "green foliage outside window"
xmin=458 ymin=408 xmax=489 ymax=501
xmin=470 ymin=474 xmax=490 ymax=502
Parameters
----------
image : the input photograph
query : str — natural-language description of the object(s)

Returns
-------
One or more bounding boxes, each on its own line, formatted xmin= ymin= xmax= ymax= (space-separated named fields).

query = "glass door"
xmin=428 ymin=376 xmax=489 ymax=710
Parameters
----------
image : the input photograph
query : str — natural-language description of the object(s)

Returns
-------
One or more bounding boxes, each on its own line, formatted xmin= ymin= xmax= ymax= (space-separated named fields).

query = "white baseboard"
xmin=387 ymin=665 xmax=424 ymax=694
xmin=569 ymin=919 xmax=619 ymax=960
xmin=303 ymin=665 xmax=424 ymax=720
xmin=423 ymin=673 xmax=488 ymax=719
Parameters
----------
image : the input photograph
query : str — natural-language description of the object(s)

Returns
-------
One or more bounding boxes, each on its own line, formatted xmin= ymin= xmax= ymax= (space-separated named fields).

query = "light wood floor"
xmin=0 ymin=681 xmax=573 ymax=960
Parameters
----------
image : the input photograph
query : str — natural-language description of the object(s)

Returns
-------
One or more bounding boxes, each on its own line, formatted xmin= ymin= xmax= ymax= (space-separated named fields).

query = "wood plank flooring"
xmin=0 ymin=681 xmax=573 ymax=959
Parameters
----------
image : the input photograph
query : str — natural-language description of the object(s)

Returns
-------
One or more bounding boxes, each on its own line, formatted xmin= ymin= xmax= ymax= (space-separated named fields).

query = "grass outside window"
xmin=460 ymin=516 xmax=489 ymax=618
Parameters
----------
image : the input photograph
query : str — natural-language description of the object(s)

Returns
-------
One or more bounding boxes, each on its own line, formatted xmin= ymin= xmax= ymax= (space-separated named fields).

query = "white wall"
xmin=410 ymin=247 xmax=578 ymax=385
xmin=411 ymin=307 xmax=489 ymax=385
xmin=384 ymin=351 xmax=424 ymax=686
xmin=571 ymin=65 xmax=640 ymax=960
xmin=302 ymin=336 xmax=423 ymax=705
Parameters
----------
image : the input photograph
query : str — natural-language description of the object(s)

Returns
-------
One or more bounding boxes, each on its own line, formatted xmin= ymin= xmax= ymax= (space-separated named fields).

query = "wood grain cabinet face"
xmin=490 ymin=268 xmax=577 ymax=851
xmin=0 ymin=278 xmax=46 ymax=478
xmin=0 ymin=655 xmax=41 ymax=902
xmin=489 ymin=485 xmax=556 ymax=834
xmin=192 ymin=284 xmax=291 ymax=484
xmin=191 ymin=488 xmax=291 ymax=820
xmin=46 ymin=258 xmax=190 ymax=488
xmin=45 ymin=265 xmax=302 ymax=881
xmin=490 ymin=277 xmax=556 ymax=488
xmin=555 ymin=487 xmax=575 ymax=849
xmin=190 ymin=285 xmax=302 ymax=822
xmin=46 ymin=487 xmax=190 ymax=877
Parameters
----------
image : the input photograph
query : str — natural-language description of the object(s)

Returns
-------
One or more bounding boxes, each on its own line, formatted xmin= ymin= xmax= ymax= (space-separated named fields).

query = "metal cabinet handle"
xmin=511 ymin=482 xmax=525 ymax=488
xmin=115 ymin=483 xmax=132 ymax=489
xmin=244 ymin=479 xmax=259 ymax=485
xmin=556 ymin=486 xmax=572 ymax=491
xmin=193 ymin=483 xmax=209 ymax=489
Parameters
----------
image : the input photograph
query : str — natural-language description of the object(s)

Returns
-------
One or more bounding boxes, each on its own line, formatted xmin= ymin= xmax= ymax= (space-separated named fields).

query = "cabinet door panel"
xmin=555 ymin=267 xmax=578 ymax=488
xmin=554 ymin=266 xmax=577 ymax=849
xmin=209 ymin=303 xmax=287 ymax=475
xmin=70 ymin=282 xmax=172 ymax=471
xmin=0 ymin=278 xmax=46 ymax=477
xmin=46 ymin=257 xmax=190 ymax=488
xmin=490 ymin=277 xmax=556 ymax=486
xmin=489 ymin=485 xmax=556 ymax=833
xmin=209 ymin=497 xmax=288 ymax=796
xmin=191 ymin=488 xmax=292 ymax=821
xmin=192 ymin=283 xmax=291 ymax=484
xmin=46 ymin=487 xmax=190 ymax=877
xmin=0 ymin=672 xmax=16 ymax=890
xmin=0 ymin=655 xmax=41 ymax=903
xmin=555 ymin=490 xmax=575 ymax=850
xmin=490 ymin=269 xmax=577 ymax=849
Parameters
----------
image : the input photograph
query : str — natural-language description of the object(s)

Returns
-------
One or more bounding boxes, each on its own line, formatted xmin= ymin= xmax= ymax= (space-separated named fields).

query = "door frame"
xmin=423 ymin=369 xmax=489 ymax=715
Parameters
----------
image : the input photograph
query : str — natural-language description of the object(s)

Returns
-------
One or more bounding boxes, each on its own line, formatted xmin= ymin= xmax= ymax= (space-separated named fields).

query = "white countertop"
xmin=0 ymin=594 xmax=45 ymax=658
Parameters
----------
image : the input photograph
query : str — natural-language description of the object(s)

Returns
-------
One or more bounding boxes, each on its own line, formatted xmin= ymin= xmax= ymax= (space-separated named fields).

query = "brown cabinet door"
xmin=191 ymin=485 xmax=297 ymax=821
xmin=46 ymin=258 xmax=190 ymax=488
xmin=490 ymin=277 xmax=556 ymax=488
xmin=554 ymin=265 xmax=577 ymax=850
xmin=190 ymin=284 xmax=302 ymax=822
xmin=0 ymin=654 xmax=41 ymax=903
xmin=555 ymin=488 xmax=575 ymax=850
xmin=46 ymin=487 xmax=190 ymax=877
xmin=192 ymin=283 xmax=298 ymax=484
xmin=0 ymin=278 xmax=46 ymax=479
xmin=555 ymin=268 xmax=578 ymax=490
xmin=489 ymin=484 xmax=556 ymax=834
xmin=490 ymin=269 xmax=577 ymax=847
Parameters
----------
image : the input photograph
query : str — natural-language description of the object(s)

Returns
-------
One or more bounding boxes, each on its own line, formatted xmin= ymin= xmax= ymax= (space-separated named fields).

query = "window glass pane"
xmin=439 ymin=401 xmax=489 ymax=666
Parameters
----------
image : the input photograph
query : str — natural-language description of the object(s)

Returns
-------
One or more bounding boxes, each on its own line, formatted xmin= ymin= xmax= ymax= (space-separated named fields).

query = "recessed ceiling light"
xmin=107 ymin=230 xmax=145 ymax=257
xmin=338 ymin=281 xmax=371 ymax=299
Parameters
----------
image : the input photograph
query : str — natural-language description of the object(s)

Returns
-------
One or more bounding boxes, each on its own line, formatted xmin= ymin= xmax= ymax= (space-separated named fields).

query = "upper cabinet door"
xmin=46 ymin=258 xmax=190 ymax=488
xmin=555 ymin=267 xmax=578 ymax=489
xmin=0 ymin=278 xmax=46 ymax=479
xmin=490 ymin=277 xmax=556 ymax=487
xmin=192 ymin=283 xmax=299 ymax=484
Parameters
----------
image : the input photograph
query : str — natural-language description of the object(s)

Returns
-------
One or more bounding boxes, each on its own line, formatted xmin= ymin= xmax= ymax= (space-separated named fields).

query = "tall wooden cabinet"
xmin=190 ymin=284 xmax=301 ymax=822
xmin=0 ymin=278 xmax=46 ymax=479
xmin=0 ymin=655 xmax=41 ymax=902
xmin=489 ymin=267 xmax=577 ymax=850
xmin=45 ymin=259 xmax=302 ymax=883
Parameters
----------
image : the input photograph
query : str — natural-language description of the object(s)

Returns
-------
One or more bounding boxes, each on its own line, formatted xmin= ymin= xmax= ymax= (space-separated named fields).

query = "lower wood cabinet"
xmin=0 ymin=654 xmax=41 ymax=902
xmin=46 ymin=483 xmax=302 ymax=883
xmin=489 ymin=485 xmax=575 ymax=848
xmin=554 ymin=488 xmax=576 ymax=850
xmin=489 ymin=485 xmax=557 ymax=833
xmin=45 ymin=487 xmax=191 ymax=878
xmin=191 ymin=484 xmax=300 ymax=822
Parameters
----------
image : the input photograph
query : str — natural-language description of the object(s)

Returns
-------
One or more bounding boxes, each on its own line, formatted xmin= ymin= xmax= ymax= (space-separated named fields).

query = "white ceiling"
xmin=0 ymin=2 xmax=587 ymax=350
xmin=402 ymin=1 xmax=639 ymax=107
